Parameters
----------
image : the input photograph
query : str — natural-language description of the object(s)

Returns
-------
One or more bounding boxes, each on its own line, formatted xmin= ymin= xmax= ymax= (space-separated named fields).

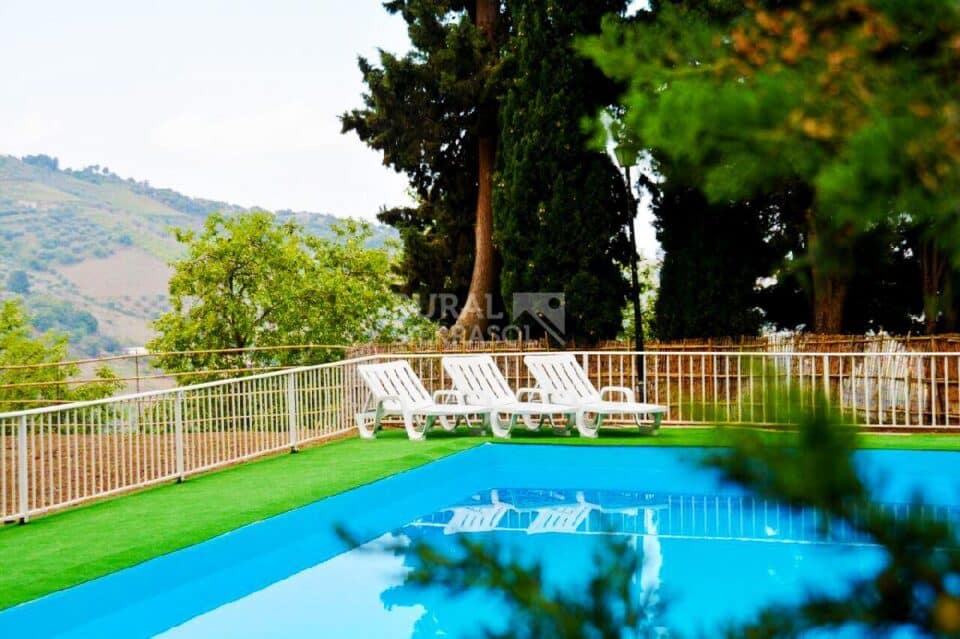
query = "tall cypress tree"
xmin=494 ymin=0 xmax=631 ymax=344
xmin=341 ymin=1 xmax=507 ymax=328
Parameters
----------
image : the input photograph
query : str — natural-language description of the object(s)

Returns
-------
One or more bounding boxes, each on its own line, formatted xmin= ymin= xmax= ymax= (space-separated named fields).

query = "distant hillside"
xmin=0 ymin=154 xmax=396 ymax=355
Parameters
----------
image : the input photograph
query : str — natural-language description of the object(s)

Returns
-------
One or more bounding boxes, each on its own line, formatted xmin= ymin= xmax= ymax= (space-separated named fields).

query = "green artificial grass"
xmin=0 ymin=433 xmax=477 ymax=610
xmin=2 ymin=426 xmax=960 ymax=610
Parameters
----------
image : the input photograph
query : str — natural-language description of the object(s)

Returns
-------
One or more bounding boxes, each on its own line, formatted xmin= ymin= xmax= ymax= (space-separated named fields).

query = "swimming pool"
xmin=2 ymin=444 xmax=958 ymax=637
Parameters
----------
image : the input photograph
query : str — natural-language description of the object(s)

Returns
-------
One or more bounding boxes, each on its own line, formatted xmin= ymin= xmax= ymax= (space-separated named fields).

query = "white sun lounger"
xmin=441 ymin=355 xmax=575 ymax=438
xmin=523 ymin=353 xmax=667 ymax=438
xmin=356 ymin=360 xmax=491 ymax=441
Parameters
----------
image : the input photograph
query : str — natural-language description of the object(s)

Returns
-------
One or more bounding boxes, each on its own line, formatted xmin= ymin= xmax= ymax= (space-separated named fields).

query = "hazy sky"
xmin=0 ymin=0 xmax=658 ymax=254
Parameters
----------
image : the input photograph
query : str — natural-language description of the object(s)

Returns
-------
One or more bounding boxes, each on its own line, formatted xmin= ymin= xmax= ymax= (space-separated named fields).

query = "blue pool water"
xmin=2 ymin=445 xmax=959 ymax=638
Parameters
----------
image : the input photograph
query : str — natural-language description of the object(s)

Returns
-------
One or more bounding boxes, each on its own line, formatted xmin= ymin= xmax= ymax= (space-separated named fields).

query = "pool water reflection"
xmin=3 ymin=445 xmax=958 ymax=638
xmin=162 ymin=487 xmax=944 ymax=638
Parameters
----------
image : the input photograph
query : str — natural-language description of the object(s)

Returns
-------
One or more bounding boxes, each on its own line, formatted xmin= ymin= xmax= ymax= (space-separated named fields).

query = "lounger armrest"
xmin=600 ymin=386 xmax=636 ymax=402
xmin=378 ymin=394 xmax=409 ymax=413
xmin=515 ymin=387 xmax=548 ymax=403
xmin=432 ymin=390 xmax=467 ymax=405
xmin=547 ymin=391 xmax=579 ymax=405
xmin=464 ymin=390 xmax=495 ymax=406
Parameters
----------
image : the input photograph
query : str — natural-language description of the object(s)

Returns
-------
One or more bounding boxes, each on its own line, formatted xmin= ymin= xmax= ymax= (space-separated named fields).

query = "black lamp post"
xmin=614 ymin=145 xmax=645 ymax=388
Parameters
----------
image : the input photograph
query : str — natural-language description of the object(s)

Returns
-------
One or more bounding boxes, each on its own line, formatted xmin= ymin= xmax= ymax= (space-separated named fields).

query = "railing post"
xmin=287 ymin=372 xmax=299 ymax=452
xmin=822 ymin=354 xmax=830 ymax=401
xmin=175 ymin=391 xmax=185 ymax=482
xmin=17 ymin=415 xmax=28 ymax=524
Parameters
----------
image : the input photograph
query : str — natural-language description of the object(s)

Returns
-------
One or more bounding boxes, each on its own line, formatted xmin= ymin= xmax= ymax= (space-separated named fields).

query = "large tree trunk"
xmin=920 ymin=238 xmax=950 ymax=334
xmin=454 ymin=136 xmax=497 ymax=338
xmin=811 ymin=270 xmax=847 ymax=333
xmin=453 ymin=0 xmax=498 ymax=340
xmin=807 ymin=210 xmax=849 ymax=333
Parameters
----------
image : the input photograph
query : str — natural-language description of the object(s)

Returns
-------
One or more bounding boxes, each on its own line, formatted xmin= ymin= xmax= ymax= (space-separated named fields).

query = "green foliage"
xmin=0 ymin=298 xmax=120 ymax=411
xmin=493 ymin=0 xmax=631 ymax=343
xmin=702 ymin=395 xmax=960 ymax=638
xmin=619 ymin=256 xmax=658 ymax=342
xmin=584 ymin=1 xmax=960 ymax=231
xmin=346 ymin=1 xmax=644 ymax=341
xmin=149 ymin=212 xmax=417 ymax=379
xmin=581 ymin=0 xmax=960 ymax=333
xmin=652 ymin=178 xmax=784 ymax=339
xmin=341 ymin=0 xmax=500 ymax=317
xmin=21 ymin=154 xmax=59 ymax=171
xmin=26 ymin=297 xmax=120 ymax=357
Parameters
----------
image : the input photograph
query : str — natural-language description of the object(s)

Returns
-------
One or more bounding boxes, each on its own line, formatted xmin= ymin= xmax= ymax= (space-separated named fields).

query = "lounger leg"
xmin=436 ymin=415 xmax=459 ymax=432
xmin=355 ymin=400 xmax=387 ymax=440
xmin=576 ymin=411 xmax=600 ymax=438
xmin=476 ymin=413 xmax=493 ymax=436
xmin=634 ymin=412 xmax=662 ymax=435
xmin=490 ymin=412 xmax=513 ymax=438
xmin=355 ymin=412 xmax=377 ymax=439
xmin=403 ymin=412 xmax=427 ymax=441
xmin=522 ymin=413 xmax=541 ymax=432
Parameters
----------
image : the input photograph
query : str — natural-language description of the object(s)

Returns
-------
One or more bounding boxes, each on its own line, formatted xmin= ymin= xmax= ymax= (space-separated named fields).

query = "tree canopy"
xmin=495 ymin=0 xmax=631 ymax=342
xmin=345 ymin=0 xmax=639 ymax=343
xmin=341 ymin=0 xmax=505 ymax=327
xmin=149 ymin=212 xmax=419 ymax=378
xmin=582 ymin=0 xmax=960 ymax=334
xmin=0 ymin=298 xmax=119 ymax=411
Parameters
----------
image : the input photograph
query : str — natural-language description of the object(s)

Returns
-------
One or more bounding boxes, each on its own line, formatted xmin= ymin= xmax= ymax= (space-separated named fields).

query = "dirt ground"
xmin=1 ymin=427 xmax=344 ymax=520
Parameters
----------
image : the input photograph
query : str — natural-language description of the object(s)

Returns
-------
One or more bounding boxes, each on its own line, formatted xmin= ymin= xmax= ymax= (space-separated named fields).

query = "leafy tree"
xmin=6 ymin=270 xmax=30 ymax=295
xmin=26 ymin=297 xmax=119 ymax=357
xmin=149 ymin=211 xmax=414 ymax=379
xmin=20 ymin=154 xmax=59 ymax=171
xmin=342 ymin=0 xmax=507 ymax=334
xmin=582 ymin=1 xmax=960 ymax=333
xmin=650 ymin=164 xmax=790 ymax=339
xmin=619 ymin=256 xmax=658 ymax=344
xmin=346 ymin=1 xmax=646 ymax=342
xmin=0 ymin=298 xmax=120 ymax=411
xmin=494 ymin=0 xmax=632 ymax=344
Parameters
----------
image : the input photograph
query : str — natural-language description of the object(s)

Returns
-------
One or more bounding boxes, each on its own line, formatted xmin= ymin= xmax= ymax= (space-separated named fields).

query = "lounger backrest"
xmin=442 ymin=355 xmax=514 ymax=404
xmin=523 ymin=354 xmax=601 ymax=402
xmin=357 ymin=360 xmax=432 ymax=407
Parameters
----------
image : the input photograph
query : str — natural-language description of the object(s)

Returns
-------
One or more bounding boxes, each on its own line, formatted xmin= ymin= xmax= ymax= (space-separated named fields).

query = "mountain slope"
xmin=0 ymin=154 xmax=396 ymax=354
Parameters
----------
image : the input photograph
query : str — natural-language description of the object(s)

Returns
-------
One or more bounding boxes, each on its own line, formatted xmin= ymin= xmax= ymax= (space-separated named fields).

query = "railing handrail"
xmin=2 ymin=348 xmax=956 ymax=420
xmin=0 ymin=343 xmax=352 ymax=371
xmin=0 ymin=354 xmax=389 ymax=419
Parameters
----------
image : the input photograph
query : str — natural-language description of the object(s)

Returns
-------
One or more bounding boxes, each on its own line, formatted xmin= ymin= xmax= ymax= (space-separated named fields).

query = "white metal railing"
xmin=2 ymin=350 xmax=959 ymax=523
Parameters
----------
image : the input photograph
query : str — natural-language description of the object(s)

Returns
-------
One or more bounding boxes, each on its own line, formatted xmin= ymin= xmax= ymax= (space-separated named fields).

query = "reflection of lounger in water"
xmin=442 ymin=490 xmax=513 ymax=534
xmin=434 ymin=488 xmax=674 ymax=537
xmin=526 ymin=491 xmax=594 ymax=534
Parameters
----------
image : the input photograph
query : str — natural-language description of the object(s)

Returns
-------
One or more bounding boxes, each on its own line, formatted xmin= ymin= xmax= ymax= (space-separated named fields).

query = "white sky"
xmin=0 ymin=0 xmax=658 ymax=256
